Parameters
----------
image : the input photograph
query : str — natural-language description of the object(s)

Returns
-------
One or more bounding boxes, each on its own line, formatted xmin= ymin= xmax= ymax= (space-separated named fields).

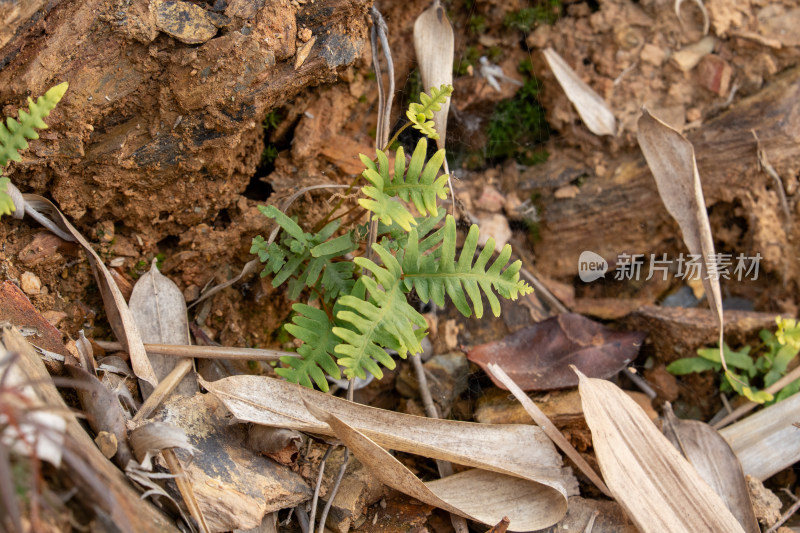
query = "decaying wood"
xmin=525 ymin=66 xmax=800 ymax=282
xmin=0 ymin=0 xmax=369 ymax=240
xmin=0 ymin=325 xmax=180 ymax=532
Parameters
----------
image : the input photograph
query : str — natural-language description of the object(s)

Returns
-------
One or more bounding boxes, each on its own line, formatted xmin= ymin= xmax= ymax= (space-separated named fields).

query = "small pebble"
xmin=20 ymin=271 xmax=42 ymax=295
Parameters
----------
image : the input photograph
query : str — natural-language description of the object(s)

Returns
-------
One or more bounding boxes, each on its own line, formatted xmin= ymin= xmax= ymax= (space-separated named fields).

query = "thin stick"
xmin=95 ymin=340 xmax=298 ymax=361
xmin=486 ymin=363 xmax=613 ymax=498
xmin=485 ymin=516 xmax=510 ymax=533
xmin=766 ymin=497 xmax=800 ymax=533
xmin=163 ymin=447 xmax=210 ymax=533
xmin=713 ymin=362 xmax=800 ymax=429
xmin=411 ymin=355 xmax=469 ymax=533
xmin=622 ymin=367 xmax=657 ymax=400
xmin=307 ymin=445 xmax=334 ymax=531
xmin=132 ymin=358 xmax=193 ymax=423
xmin=317 ymin=449 xmax=350 ymax=533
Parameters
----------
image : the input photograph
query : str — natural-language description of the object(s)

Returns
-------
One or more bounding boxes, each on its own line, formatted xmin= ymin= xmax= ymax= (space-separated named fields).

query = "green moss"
xmin=486 ymin=70 xmax=549 ymax=164
xmin=455 ymin=45 xmax=481 ymax=76
xmin=261 ymin=145 xmax=279 ymax=165
xmin=503 ymin=1 xmax=561 ymax=32
xmin=468 ymin=14 xmax=487 ymax=34
xmin=262 ymin=110 xmax=283 ymax=131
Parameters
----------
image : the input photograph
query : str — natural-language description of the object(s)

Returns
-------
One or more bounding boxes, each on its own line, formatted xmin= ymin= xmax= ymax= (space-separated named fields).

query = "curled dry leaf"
xmin=303 ymin=400 xmax=567 ymax=531
xmin=720 ymin=390 xmax=800 ymax=481
xmin=467 ymin=313 xmax=645 ymax=391
xmin=661 ymin=403 xmax=759 ymax=532
xmin=542 ymin=48 xmax=616 ymax=136
xmin=636 ymin=109 xmax=726 ymax=369
xmin=129 ymin=259 xmax=196 ymax=397
xmin=575 ymin=368 xmax=744 ymax=533
xmin=413 ymin=0 xmax=454 ymax=149
xmin=20 ymin=194 xmax=157 ymax=388
xmin=129 ymin=421 xmax=196 ymax=470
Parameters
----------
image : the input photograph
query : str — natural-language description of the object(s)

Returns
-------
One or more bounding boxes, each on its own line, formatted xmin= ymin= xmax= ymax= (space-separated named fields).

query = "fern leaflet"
xmin=1 ymin=83 xmax=68 ymax=168
xmin=401 ymin=215 xmax=533 ymax=318
xmin=358 ymin=138 xmax=448 ymax=231
xmin=0 ymin=177 xmax=13 ymax=217
xmin=277 ymin=304 xmax=341 ymax=391
xmin=332 ymin=245 xmax=427 ymax=380
xmin=406 ymin=84 xmax=453 ymax=140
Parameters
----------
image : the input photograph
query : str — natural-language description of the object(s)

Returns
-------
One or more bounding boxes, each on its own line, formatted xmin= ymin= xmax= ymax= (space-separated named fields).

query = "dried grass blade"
xmin=575 ymin=368 xmax=745 ymax=532
xmin=542 ymin=48 xmax=616 ymax=136
xmin=20 ymin=194 xmax=157 ymax=388
xmin=662 ymin=403 xmax=759 ymax=532
xmin=636 ymin=109 xmax=726 ymax=370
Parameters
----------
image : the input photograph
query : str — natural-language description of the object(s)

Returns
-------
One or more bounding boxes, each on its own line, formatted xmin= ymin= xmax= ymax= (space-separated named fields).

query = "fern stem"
xmin=313 ymin=174 xmax=363 ymax=232
xmin=383 ymin=122 xmax=412 ymax=152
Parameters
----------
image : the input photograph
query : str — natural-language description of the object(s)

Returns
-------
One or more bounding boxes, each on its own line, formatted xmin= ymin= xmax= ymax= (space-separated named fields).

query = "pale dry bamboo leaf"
xmin=20 ymin=194 xmax=157 ymax=388
xmin=575 ymin=369 xmax=744 ymax=533
xmin=129 ymin=259 xmax=196 ymax=397
xmin=303 ymin=400 xmax=567 ymax=531
xmin=200 ymin=375 xmax=574 ymax=491
xmin=636 ymin=109 xmax=725 ymax=365
xmin=543 ymin=48 xmax=616 ymax=136
xmin=720 ymin=390 xmax=800 ymax=481
xmin=414 ymin=0 xmax=454 ymax=149
xmin=662 ymin=403 xmax=759 ymax=533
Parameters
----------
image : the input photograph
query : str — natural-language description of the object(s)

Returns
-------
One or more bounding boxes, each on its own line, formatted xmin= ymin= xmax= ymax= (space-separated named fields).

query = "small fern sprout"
xmin=251 ymin=84 xmax=533 ymax=387
xmin=0 ymin=82 xmax=68 ymax=219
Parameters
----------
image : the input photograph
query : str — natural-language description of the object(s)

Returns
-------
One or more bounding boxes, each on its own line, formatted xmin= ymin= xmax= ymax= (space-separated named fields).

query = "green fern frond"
xmin=0 ymin=177 xmax=14 ymax=218
xmin=358 ymin=138 xmax=449 ymax=231
xmin=278 ymin=303 xmax=341 ymax=391
xmin=401 ymin=215 xmax=533 ymax=318
xmin=0 ymin=83 xmax=68 ymax=168
xmin=406 ymin=84 xmax=453 ymax=140
xmin=332 ymin=245 xmax=427 ymax=380
xmin=253 ymin=205 xmax=356 ymax=302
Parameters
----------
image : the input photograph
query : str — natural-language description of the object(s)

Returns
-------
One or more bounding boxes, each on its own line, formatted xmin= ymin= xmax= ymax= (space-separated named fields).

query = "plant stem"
xmin=383 ymin=122 xmax=411 ymax=152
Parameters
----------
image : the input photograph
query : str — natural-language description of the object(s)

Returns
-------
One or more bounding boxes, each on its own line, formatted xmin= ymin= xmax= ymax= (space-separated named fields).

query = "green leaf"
xmin=1 ymin=83 xmax=68 ymax=168
xmin=764 ymin=343 xmax=799 ymax=388
xmin=776 ymin=316 xmax=800 ymax=351
xmin=775 ymin=378 xmax=800 ymax=403
xmin=278 ymin=303 xmax=341 ymax=391
xmin=406 ymin=85 xmax=453 ymax=140
xmin=311 ymin=233 xmax=355 ymax=257
xmin=0 ymin=177 xmax=14 ymax=219
xmin=401 ymin=215 xmax=533 ymax=319
xmin=258 ymin=205 xmax=308 ymax=243
xmin=666 ymin=357 xmax=720 ymax=375
xmin=697 ymin=344 xmax=754 ymax=372
xmin=724 ymin=371 xmax=773 ymax=404
xmin=332 ymin=249 xmax=427 ymax=380
xmin=358 ymin=138 xmax=448 ymax=232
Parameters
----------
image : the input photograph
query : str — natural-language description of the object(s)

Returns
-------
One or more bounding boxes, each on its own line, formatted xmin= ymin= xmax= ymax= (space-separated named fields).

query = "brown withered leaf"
xmin=662 ymin=403 xmax=759 ymax=533
xmin=467 ymin=313 xmax=645 ymax=391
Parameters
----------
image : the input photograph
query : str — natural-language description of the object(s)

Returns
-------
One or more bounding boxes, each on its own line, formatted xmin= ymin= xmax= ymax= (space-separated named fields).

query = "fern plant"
xmin=0 ymin=82 xmax=69 ymax=219
xmin=252 ymin=85 xmax=533 ymax=390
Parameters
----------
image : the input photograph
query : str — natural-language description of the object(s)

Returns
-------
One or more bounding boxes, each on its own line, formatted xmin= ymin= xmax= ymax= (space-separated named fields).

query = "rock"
xmin=20 ymin=271 xmax=42 ymax=295
xmin=477 ymin=185 xmax=505 ymax=213
xmin=321 ymin=447 xmax=387 ymax=533
xmin=476 ymin=213 xmax=512 ymax=253
xmin=697 ymin=55 xmax=732 ymax=96
xmin=156 ymin=393 xmax=311 ymax=532
xmin=153 ymin=0 xmax=219 ymax=44
xmin=642 ymin=364 xmax=680 ymax=402
xmin=639 ymin=43 xmax=666 ymax=66
xmin=746 ymin=475 xmax=782 ymax=528
xmin=353 ymin=493 xmax=434 ymax=532
xmin=757 ymin=5 xmax=800 ymax=47
xmin=554 ymin=185 xmax=580 ymax=199
xmin=18 ymin=232 xmax=75 ymax=267
xmin=671 ymin=36 xmax=717 ymax=72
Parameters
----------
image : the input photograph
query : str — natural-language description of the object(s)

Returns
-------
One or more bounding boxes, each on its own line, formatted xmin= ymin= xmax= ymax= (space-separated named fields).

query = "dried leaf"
xmin=467 ymin=314 xmax=644 ymax=391
xmin=636 ymin=110 xmax=726 ymax=370
xmin=413 ymin=0 xmax=454 ymax=149
xmin=303 ymin=400 xmax=567 ymax=531
xmin=542 ymin=48 xmax=616 ymax=136
xmin=200 ymin=375 xmax=575 ymax=493
xmin=246 ymin=426 xmax=304 ymax=465
xmin=20 ymin=194 xmax=157 ymax=388
xmin=663 ymin=404 xmax=758 ymax=532
xmin=129 ymin=259 xmax=196 ymax=397
xmin=720 ymin=390 xmax=800 ymax=481
xmin=575 ymin=368 xmax=745 ymax=533
xmin=129 ymin=421 xmax=196 ymax=469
